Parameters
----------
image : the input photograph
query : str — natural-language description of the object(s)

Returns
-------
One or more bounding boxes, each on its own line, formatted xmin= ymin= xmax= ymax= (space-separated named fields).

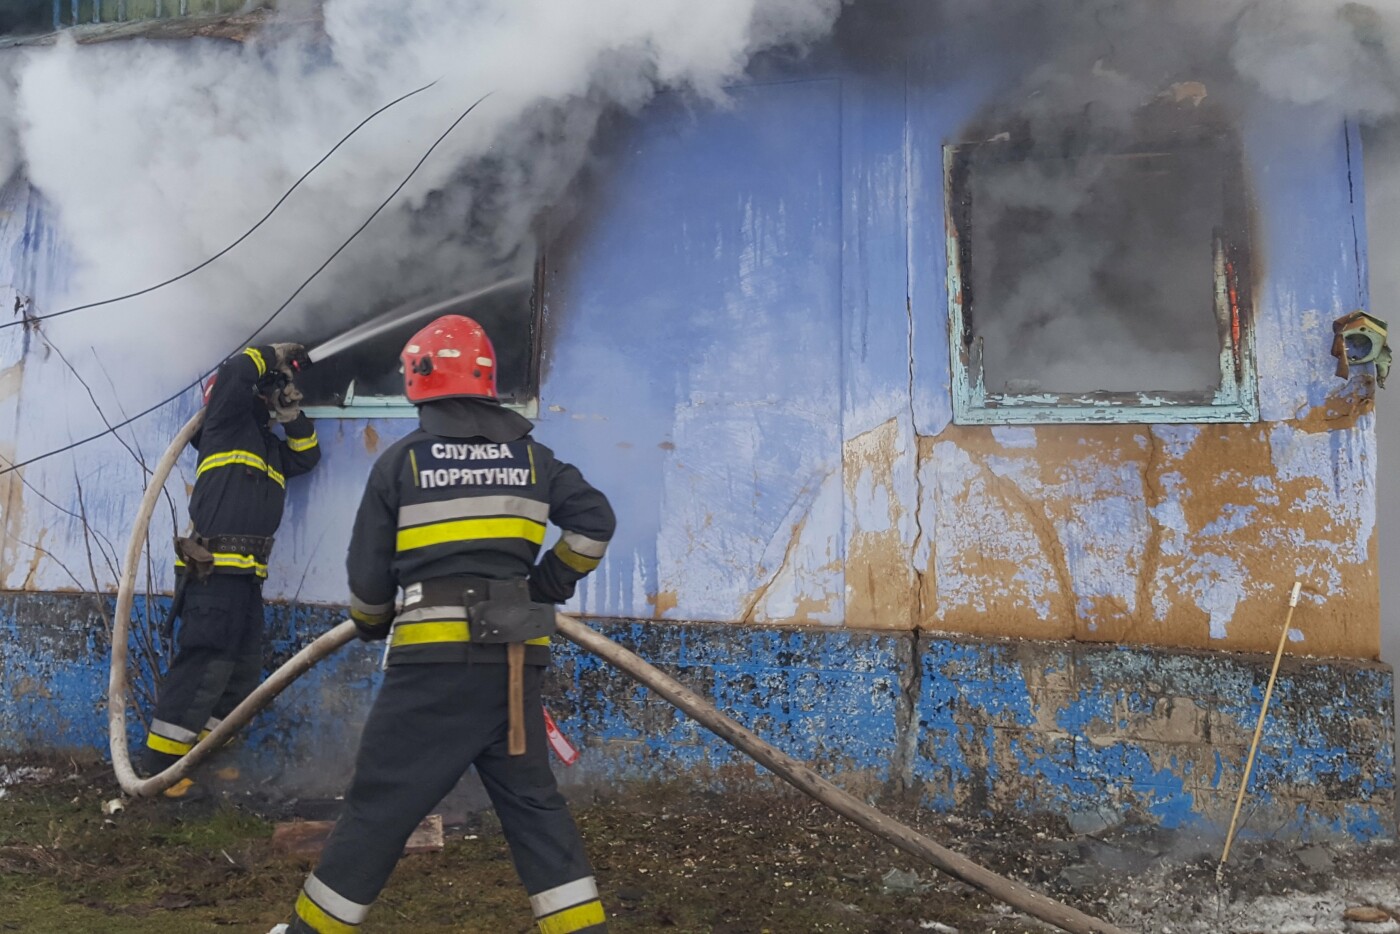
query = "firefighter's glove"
xmin=353 ymin=618 xmax=390 ymax=642
xmin=270 ymin=342 xmax=312 ymax=374
xmin=270 ymin=380 xmax=304 ymax=425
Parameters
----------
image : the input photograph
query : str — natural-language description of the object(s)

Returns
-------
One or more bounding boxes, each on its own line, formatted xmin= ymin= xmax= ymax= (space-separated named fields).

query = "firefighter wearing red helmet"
xmin=273 ymin=315 xmax=614 ymax=934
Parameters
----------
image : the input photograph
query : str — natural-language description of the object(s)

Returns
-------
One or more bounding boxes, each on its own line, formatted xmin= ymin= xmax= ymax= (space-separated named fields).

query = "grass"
xmin=0 ymin=760 xmax=1050 ymax=933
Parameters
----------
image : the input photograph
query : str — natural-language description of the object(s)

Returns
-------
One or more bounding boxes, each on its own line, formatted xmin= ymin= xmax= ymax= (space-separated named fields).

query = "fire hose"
xmin=107 ymin=409 xmax=1125 ymax=934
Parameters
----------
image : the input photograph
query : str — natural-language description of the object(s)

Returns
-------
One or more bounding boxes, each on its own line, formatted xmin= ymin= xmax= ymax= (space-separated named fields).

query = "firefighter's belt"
xmin=206 ymin=533 xmax=275 ymax=561
xmin=176 ymin=533 xmax=276 ymax=579
xmin=418 ymin=576 xmax=556 ymax=645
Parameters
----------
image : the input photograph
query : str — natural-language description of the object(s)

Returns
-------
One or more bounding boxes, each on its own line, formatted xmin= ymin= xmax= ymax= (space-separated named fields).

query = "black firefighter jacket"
xmin=183 ymin=345 xmax=322 ymax=577
xmin=347 ymin=398 xmax=615 ymax=666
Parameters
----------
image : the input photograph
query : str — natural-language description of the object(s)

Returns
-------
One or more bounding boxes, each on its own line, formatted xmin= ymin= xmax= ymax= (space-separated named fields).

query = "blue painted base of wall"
xmin=1 ymin=592 xmax=1392 ymax=841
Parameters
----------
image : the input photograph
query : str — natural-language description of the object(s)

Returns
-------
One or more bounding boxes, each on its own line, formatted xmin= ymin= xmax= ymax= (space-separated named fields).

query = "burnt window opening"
xmin=295 ymin=264 xmax=542 ymax=418
xmin=944 ymin=124 xmax=1258 ymax=425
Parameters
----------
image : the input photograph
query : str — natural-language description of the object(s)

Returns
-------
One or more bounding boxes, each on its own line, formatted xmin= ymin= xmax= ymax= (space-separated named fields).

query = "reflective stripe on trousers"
xmin=293 ymin=873 xmax=370 ymax=933
xmin=532 ymin=876 xmax=607 ymax=934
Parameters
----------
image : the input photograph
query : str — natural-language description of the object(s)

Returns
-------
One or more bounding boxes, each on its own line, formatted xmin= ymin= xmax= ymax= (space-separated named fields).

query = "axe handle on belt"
xmin=507 ymin=642 xmax=526 ymax=756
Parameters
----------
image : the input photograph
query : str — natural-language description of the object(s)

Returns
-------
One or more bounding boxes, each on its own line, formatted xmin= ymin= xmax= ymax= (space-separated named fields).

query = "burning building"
xmin=0 ymin=1 xmax=1393 ymax=840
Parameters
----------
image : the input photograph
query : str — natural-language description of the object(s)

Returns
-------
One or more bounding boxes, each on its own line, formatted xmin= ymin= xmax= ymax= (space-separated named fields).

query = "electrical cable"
xmin=0 ymin=79 xmax=438 ymax=332
xmin=0 ymin=91 xmax=492 ymax=477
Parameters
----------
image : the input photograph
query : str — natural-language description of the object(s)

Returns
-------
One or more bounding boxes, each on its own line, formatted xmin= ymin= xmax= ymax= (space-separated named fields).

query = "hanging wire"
xmin=0 ymin=91 xmax=493 ymax=476
xmin=0 ymin=79 xmax=439 ymax=332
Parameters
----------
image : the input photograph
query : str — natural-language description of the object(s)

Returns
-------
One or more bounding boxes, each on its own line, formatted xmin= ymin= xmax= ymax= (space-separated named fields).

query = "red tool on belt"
xmin=542 ymin=707 xmax=579 ymax=766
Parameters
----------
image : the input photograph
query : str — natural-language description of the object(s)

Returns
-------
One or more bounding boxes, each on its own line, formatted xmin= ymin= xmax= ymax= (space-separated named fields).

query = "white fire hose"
xmin=106 ymin=407 xmax=1125 ymax=934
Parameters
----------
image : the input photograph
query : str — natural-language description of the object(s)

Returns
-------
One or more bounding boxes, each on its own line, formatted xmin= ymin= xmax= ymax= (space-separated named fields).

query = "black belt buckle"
xmin=465 ymin=579 xmax=556 ymax=644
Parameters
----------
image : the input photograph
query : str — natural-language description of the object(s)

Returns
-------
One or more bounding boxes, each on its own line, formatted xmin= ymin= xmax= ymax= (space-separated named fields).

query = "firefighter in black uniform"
xmin=142 ymin=342 xmax=320 ymax=796
xmin=272 ymin=315 xmax=613 ymax=934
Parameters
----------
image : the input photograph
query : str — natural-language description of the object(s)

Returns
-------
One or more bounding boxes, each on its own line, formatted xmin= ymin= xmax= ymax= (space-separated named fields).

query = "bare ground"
xmin=0 ymin=755 xmax=1396 ymax=934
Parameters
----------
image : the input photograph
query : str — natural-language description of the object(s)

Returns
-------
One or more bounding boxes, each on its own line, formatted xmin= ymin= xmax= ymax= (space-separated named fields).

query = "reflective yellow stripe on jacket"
xmin=287 ymin=432 xmax=318 ymax=453
xmin=196 ymin=450 xmax=286 ymax=487
xmin=243 ymin=346 xmax=267 ymax=376
xmin=551 ymin=531 xmax=609 ymax=573
xmin=390 ymin=617 xmax=550 ymax=649
xmin=395 ymin=516 xmax=546 ymax=553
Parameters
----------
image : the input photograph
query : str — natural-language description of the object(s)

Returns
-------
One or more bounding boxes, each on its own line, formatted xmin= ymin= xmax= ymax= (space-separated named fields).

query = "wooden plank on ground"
xmin=272 ymin=814 xmax=444 ymax=859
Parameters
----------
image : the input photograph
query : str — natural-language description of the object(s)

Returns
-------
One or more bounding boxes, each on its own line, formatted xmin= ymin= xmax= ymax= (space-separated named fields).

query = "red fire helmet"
xmin=401 ymin=314 xmax=498 ymax=404
xmin=202 ymin=373 xmax=218 ymax=406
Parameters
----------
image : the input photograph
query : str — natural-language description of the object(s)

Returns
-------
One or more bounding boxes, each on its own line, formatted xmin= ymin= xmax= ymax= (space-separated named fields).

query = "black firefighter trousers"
xmin=286 ymin=661 xmax=607 ymax=934
xmin=143 ymin=573 xmax=264 ymax=773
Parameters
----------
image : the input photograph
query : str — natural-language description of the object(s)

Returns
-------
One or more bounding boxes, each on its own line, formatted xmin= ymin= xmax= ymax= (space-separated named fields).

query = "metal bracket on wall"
xmin=1332 ymin=310 xmax=1391 ymax=389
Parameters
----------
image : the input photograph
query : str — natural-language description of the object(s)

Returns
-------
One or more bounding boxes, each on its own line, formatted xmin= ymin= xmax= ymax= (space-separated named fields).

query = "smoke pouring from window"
xmin=0 ymin=0 xmax=844 ymax=405
xmin=961 ymin=142 xmax=1236 ymax=396
xmin=918 ymin=0 xmax=1400 ymax=398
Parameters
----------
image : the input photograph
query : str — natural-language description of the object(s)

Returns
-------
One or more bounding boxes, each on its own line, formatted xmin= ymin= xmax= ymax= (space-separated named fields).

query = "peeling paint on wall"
xmin=916 ymin=422 xmax=1378 ymax=657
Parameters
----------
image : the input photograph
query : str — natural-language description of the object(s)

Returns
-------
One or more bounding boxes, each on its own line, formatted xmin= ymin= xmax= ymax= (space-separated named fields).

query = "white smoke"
xmin=1 ymin=0 xmax=843 ymax=400
xmin=1230 ymin=1 xmax=1400 ymax=116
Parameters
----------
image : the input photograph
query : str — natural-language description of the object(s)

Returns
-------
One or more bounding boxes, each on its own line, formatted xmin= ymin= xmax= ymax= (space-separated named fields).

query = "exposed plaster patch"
xmin=1291 ymin=376 xmax=1375 ymax=433
xmin=363 ymin=425 xmax=380 ymax=454
xmin=921 ymin=436 xmax=1067 ymax=636
xmin=843 ymin=418 xmax=917 ymax=630
xmin=910 ymin=422 xmax=1378 ymax=658
xmin=976 ymin=456 xmax=1079 ymax=627
xmin=646 ymin=591 xmax=678 ymax=618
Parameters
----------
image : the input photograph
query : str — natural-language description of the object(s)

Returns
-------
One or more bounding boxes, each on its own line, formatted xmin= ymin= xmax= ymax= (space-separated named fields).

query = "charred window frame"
xmin=943 ymin=130 xmax=1259 ymax=426
xmin=298 ymin=259 xmax=544 ymax=420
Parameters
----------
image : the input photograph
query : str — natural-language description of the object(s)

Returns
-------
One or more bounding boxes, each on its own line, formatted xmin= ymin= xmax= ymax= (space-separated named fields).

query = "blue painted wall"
xmin=0 ymin=15 xmax=1391 ymax=836
xmin=0 ymin=29 xmax=1379 ymax=656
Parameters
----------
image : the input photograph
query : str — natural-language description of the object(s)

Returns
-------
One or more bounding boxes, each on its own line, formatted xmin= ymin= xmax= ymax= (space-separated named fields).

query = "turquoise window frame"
xmin=942 ymin=140 xmax=1260 ymax=427
xmin=303 ymin=380 xmax=538 ymax=421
